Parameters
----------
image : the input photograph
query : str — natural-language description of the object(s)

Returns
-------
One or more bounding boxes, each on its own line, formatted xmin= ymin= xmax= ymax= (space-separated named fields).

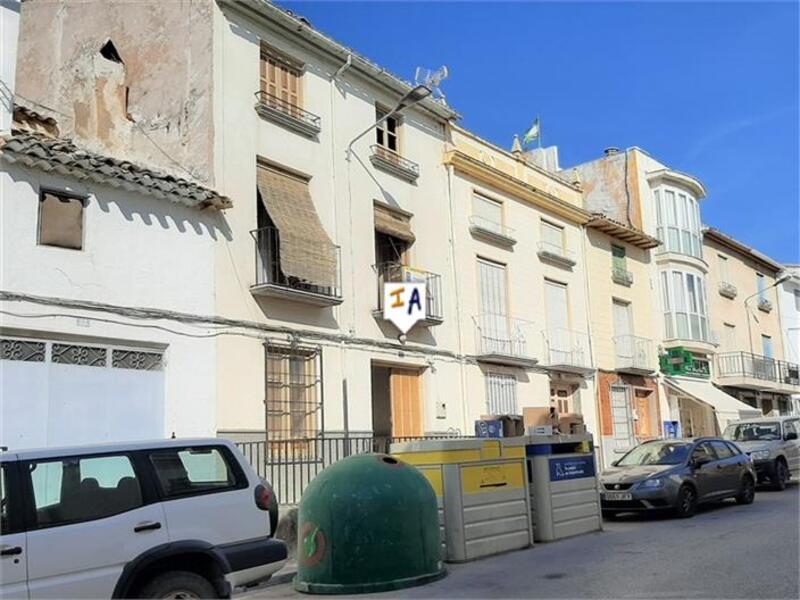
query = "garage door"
xmin=0 ymin=336 xmax=165 ymax=450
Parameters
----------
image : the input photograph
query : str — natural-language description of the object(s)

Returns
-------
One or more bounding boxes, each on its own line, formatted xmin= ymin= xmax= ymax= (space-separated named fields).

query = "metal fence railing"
xmin=374 ymin=262 xmax=443 ymax=322
xmin=254 ymin=91 xmax=321 ymax=130
xmin=236 ymin=434 xmax=471 ymax=505
xmin=614 ymin=334 xmax=655 ymax=372
xmin=473 ymin=313 xmax=535 ymax=360
xmin=716 ymin=351 xmax=800 ymax=388
xmin=544 ymin=327 xmax=592 ymax=369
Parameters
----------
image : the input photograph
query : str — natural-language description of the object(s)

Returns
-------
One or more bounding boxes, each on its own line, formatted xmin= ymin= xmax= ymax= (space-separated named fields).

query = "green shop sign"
xmin=659 ymin=347 xmax=710 ymax=378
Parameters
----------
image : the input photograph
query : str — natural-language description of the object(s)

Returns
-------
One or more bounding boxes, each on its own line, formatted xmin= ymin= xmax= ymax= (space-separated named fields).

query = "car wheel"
xmin=773 ymin=460 xmax=789 ymax=491
xmin=139 ymin=571 xmax=217 ymax=599
xmin=735 ymin=476 xmax=755 ymax=505
xmin=674 ymin=485 xmax=697 ymax=518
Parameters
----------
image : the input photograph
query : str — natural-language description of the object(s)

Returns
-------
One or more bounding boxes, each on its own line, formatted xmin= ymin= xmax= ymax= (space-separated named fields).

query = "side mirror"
xmin=785 ymin=431 xmax=798 ymax=441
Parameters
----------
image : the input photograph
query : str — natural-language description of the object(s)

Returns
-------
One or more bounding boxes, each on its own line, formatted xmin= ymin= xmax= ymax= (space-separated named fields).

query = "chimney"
xmin=0 ymin=0 xmax=21 ymax=132
xmin=604 ymin=146 xmax=620 ymax=156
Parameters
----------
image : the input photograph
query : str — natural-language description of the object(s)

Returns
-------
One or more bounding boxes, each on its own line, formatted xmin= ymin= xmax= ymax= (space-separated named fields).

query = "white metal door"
xmin=24 ymin=453 xmax=169 ymax=599
xmin=478 ymin=259 xmax=509 ymax=354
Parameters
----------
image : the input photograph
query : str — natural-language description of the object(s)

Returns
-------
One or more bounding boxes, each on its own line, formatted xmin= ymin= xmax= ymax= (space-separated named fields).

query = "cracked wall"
xmin=16 ymin=0 xmax=214 ymax=184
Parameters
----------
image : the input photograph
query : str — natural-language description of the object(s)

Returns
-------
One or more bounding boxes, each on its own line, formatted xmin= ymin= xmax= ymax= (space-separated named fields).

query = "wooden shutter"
xmin=260 ymin=43 xmax=302 ymax=109
xmin=390 ymin=368 xmax=422 ymax=437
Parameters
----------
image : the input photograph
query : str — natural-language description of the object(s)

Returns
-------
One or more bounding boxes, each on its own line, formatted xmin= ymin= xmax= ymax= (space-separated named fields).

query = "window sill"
xmin=469 ymin=224 xmax=517 ymax=248
xmin=537 ymin=248 xmax=577 ymax=268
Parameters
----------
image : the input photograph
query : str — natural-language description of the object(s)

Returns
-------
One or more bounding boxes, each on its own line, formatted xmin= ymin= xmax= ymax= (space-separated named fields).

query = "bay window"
xmin=654 ymin=186 xmax=702 ymax=258
xmin=660 ymin=269 xmax=709 ymax=342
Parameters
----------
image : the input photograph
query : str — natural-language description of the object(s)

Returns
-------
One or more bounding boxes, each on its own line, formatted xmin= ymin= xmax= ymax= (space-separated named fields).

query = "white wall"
xmin=0 ymin=163 xmax=220 ymax=443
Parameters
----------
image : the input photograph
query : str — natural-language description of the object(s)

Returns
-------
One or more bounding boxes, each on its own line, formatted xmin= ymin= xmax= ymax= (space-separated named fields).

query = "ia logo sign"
xmin=383 ymin=282 xmax=426 ymax=334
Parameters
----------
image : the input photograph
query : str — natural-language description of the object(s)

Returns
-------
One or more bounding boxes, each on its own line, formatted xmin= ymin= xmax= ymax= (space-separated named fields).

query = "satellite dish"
xmin=414 ymin=65 xmax=449 ymax=100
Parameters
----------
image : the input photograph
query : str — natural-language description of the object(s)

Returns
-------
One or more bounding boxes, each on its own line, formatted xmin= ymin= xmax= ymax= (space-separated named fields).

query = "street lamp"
xmin=744 ymin=273 xmax=790 ymax=356
xmin=345 ymin=84 xmax=432 ymax=161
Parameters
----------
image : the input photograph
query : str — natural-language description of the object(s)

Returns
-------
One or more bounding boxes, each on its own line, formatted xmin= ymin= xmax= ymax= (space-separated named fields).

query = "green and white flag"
xmin=523 ymin=118 xmax=540 ymax=146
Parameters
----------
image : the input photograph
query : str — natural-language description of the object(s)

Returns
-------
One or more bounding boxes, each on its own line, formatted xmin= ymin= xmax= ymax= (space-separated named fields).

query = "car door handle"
xmin=134 ymin=521 xmax=162 ymax=533
xmin=0 ymin=545 xmax=23 ymax=557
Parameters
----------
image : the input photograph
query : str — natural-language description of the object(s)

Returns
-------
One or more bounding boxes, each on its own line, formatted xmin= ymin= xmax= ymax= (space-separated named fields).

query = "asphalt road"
xmin=249 ymin=484 xmax=799 ymax=599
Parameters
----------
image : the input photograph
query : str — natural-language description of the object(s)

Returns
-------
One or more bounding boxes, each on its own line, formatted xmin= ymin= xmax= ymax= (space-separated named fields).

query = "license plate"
xmin=604 ymin=491 xmax=632 ymax=501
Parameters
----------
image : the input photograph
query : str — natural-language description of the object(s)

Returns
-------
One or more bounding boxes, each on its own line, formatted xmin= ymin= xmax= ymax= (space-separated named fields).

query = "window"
xmin=375 ymin=105 xmax=399 ymax=153
xmin=260 ymin=42 xmax=303 ymax=111
xmin=710 ymin=440 xmax=734 ymax=459
xmin=654 ymin=186 xmax=701 ymax=258
xmin=551 ymin=384 xmax=576 ymax=415
xmin=723 ymin=323 xmax=736 ymax=352
xmin=660 ymin=270 xmax=710 ymax=342
xmin=756 ymin=273 xmax=766 ymax=300
xmin=28 ymin=454 xmax=142 ymax=528
xmin=0 ymin=464 xmax=9 ymax=534
xmin=610 ymin=386 xmax=635 ymax=450
xmin=486 ymin=373 xmax=517 ymax=414
xmin=472 ymin=194 xmax=503 ymax=233
xmin=150 ymin=447 xmax=239 ymax=498
xmin=784 ymin=420 xmax=799 ymax=438
xmin=611 ymin=245 xmax=627 ymax=272
xmin=794 ymin=289 xmax=800 ymax=312
xmin=762 ymin=335 xmax=774 ymax=358
xmin=691 ymin=442 xmax=716 ymax=463
xmin=38 ymin=191 xmax=84 ymax=250
xmin=718 ymin=254 xmax=730 ymax=283
xmin=540 ymin=220 xmax=564 ymax=253
xmin=266 ymin=345 xmax=320 ymax=441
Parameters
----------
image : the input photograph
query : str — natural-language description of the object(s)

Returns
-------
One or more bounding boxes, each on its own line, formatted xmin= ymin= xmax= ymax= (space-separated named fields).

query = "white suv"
xmin=0 ymin=439 xmax=286 ymax=599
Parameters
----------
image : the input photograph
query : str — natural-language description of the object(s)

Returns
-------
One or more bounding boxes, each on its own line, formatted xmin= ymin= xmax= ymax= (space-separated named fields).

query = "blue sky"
xmin=284 ymin=1 xmax=799 ymax=263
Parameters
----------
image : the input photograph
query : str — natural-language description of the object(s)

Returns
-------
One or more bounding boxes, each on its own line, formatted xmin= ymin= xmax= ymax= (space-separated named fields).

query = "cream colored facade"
xmin=704 ymin=228 xmax=799 ymax=413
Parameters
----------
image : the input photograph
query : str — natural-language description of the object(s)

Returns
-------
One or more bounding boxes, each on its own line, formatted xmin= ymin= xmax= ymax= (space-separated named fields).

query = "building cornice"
xmin=703 ymin=227 xmax=783 ymax=274
xmin=647 ymin=168 xmax=707 ymax=199
xmin=220 ymin=0 xmax=460 ymax=122
xmin=443 ymin=149 xmax=591 ymax=225
xmin=586 ymin=214 xmax=661 ymax=249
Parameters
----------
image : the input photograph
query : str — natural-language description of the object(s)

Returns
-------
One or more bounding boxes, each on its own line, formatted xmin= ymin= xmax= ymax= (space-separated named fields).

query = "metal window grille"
xmin=611 ymin=386 xmax=635 ymax=450
xmin=0 ymin=338 xmax=46 ymax=362
xmin=51 ymin=343 xmax=107 ymax=367
xmin=485 ymin=373 xmax=518 ymax=415
xmin=112 ymin=349 xmax=163 ymax=371
xmin=265 ymin=343 xmax=322 ymax=456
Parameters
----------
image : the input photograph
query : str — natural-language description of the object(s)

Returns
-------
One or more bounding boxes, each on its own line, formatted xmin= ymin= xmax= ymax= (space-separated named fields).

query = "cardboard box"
xmin=480 ymin=414 xmax=524 ymax=438
xmin=528 ymin=425 xmax=554 ymax=436
xmin=558 ymin=413 xmax=585 ymax=435
xmin=523 ymin=407 xmax=551 ymax=428
xmin=475 ymin=419 xmax=503 ymax=438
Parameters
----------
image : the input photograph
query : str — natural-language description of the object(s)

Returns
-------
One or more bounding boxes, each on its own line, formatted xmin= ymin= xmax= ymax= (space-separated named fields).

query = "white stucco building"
xmin=777 ymin=265 xmax=800 ymax=414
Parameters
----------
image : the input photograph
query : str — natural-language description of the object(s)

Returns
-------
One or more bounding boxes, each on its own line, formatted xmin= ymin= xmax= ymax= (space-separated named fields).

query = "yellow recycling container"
xmin=390 ymin=438 xmax=532 ymax=562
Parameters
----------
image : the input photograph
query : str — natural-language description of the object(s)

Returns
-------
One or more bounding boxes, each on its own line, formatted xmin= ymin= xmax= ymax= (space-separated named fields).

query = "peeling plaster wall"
xmin=16 ymin=0 xmax=214 ymax=183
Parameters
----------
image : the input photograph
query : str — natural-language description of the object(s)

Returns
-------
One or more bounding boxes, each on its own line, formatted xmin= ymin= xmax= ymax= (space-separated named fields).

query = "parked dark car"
xmin=600 ymin=437 xmax=756 ymax=518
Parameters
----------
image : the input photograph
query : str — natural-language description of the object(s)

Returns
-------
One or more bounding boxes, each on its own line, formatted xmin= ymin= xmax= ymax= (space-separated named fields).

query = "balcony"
xmin=611 ymin=267 xmax=633 ymax=286
xmin=254 ymin=91 xmax=321 ymax=138
xmin=757 ymin=297 xmax=773 ymax=313
xmin=718 ymin=281 xmax=738 ymax=299
xmin=250 ymin=227 xmax=342 ymax=306
xmin=537 ymin=241 xmax=577 ymax=268
xmin=473 ymin=314 xmax=538 ymax=368
xmin=543 ymin=328 xmax=594 ymax=374
xmin=614 ymin=335 xmax=656 ymax=375
xmin=716 ymin=351 xmax=800 ymax=393
xmin=373 ymin=262 xmax=443 ymax=326
xmin=369 ymin=145 xmax=420 ymax=183
xmin=469 ymin=216 xmax=516 ymax=247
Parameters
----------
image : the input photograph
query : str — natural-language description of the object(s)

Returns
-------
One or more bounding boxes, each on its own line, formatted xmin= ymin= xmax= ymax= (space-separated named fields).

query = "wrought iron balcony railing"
xmin=718 ymin=281 xmax=738 ymax=299
xmin=614 ymin=335 xmax=656 ymax=374
xmin=374 ymin=262 xmax=443 ymax=324
xmin=611 ymin=267 xmax=634 ymax=286
xmin=544 ymin=327 xmax=593 ymax=372
xmin=469 ymin=215 xmax=516 ymax=245
xmin=473 ymin=314 xmax=537 ymax=366
xmin=254 ymin=91 xmax=321 ymax=137
xmin=369 ymin=145 xmax=420 ymax=182
xmin=537 ymin=241 xmax=577 ymax=268
xmin=251 ymin=227 xmax=342 ymax=305
xmin=716 ymin=351 xmax=800 ymax=389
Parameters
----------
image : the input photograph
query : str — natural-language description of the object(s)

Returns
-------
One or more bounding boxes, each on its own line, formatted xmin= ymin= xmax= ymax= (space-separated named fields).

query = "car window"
xmin=28 ymin=454 xmax=143 ymax=529
xmin=723 ymin=422 xmax=781 ymax=442
xmin=149 ymin=447 xmax=239 ymax=498
xmin=691 ymin=442 xmax=716 ymax=463
xmin=710 ymin=441 xmax=734 ymax=459
xmin=1 ymin=464 xmax=9 ymax=534
xmin=784 ymin=420 xmax=799 ymax=438
xmin=725 ymin=442 xmax=742 ymax=455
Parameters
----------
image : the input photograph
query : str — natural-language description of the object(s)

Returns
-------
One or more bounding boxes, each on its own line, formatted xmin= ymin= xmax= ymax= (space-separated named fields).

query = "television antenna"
xmin=414 ymin=65 xmax=449 ymax=101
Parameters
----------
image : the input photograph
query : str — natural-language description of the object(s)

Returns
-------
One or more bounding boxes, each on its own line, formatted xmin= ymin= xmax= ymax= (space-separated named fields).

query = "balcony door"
xmin=545 ymin=280 xmax=570 ymax=362
xmin=478 ymin=258 xmax=509 ymax=354
xmin=613 ymin=300 xmax=633 ymax=362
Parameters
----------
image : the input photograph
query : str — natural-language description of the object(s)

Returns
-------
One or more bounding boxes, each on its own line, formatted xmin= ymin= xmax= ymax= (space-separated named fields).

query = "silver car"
xmin=600 ymin=438 xmax=756 ymax=518
xmin=723 ymin=416 xmax=800 ymax=490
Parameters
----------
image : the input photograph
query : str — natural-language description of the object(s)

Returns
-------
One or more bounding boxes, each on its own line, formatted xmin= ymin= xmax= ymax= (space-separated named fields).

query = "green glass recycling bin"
xmin=294 ymin=453 xmax=446 ymax=594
